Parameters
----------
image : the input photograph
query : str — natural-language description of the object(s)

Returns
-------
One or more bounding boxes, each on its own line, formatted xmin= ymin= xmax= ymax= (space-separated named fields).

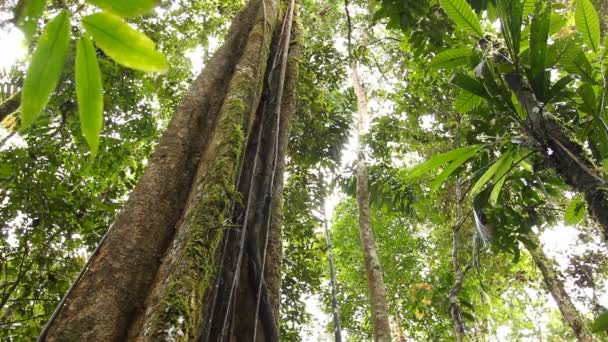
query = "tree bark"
xmin=40 ymin=0 xmax=300 ymax=340
xmin=505 ymin=73 xmax=608 ymax=240
xmin=352 ymin=66 xmax=392 ymax=342
xmin=524 ymin=235 xmax=593 ymax=342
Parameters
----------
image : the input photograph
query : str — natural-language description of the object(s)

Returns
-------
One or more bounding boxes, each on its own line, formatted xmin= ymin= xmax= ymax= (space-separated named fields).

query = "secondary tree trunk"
xmin=321 ymin=176 xmax=343 ymax=342
xmin=524 ymin=234 xmax=593 ymax=342
xmin=505 ymin=73 xmax=608 ymax=240
xmin=40 ymin=0 xmax=301 ymax=340
xmin=352 ymin=66 xmax=392 ymax=342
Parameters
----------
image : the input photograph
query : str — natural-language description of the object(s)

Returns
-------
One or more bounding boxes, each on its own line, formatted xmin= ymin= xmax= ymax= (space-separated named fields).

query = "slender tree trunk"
xmin=352 ymin=66 xmax=392 ymax=342
xmin=320 ymin=176 xmax=343 ymax=342
xmin=505 ymin=73 xmax=608 ymax=240
xmin=40 ymin=0 xmax=301 ymax=340
xmin=448 ymin=180 xmax=471 ymax=342
xmin=524 ymin=234 xmax=593 ymax=342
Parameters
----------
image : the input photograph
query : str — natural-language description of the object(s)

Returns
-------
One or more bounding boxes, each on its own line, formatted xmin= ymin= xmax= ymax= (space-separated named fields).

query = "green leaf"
xmin=407 ymin=145 xmax=482 ymax=180
xmin=430 ymin=146 xmax=481 ymax=191
xmin=455 ymin=91 xmax=483 ymax=112
xmin=15 ymin=0 xmax=47 ymax=40
xmin=564 ymin=195 xmax=586 ymax=225
xmin=575 ymin=0 xmax=601 ymax=52
xmin=76 ymin=36 xmax=104 ymax=156
xmin=471 ymin=152 xmax=511 ymax=196
xmin=560 ymin=46 xmax=595 ymax=83
xmin=430 ymin=48 xmax=477 ymax=69
xmin=82 ymin=12 xmax=167 ymax=72
xmin=439 ymin=0 xmax=484 ymax=37
xmin=20 ymin=11 xmax=70 ymax=130
xmin=86 ymin=0 xmax=157 ymax=17
xmin=592 ymin=312 xmax=608 ymax=333
xmin=529 ymin=1 xmax=551 ymax=101
xmin=450 ymin=73 xmax=490 ymax=99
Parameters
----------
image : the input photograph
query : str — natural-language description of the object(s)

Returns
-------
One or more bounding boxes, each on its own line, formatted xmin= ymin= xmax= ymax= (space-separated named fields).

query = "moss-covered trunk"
xmin=524 ymin=235 xmax=592 ymax=342
xmin=41 ymin=0 xmax=300 ymax=340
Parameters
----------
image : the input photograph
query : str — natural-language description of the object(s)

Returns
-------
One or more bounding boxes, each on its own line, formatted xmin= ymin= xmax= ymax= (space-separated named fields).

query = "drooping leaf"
xmin=497 ymin=0 xmax=524 ymax=58
xmin=15 ymin=0 xmax=47 ymax=40
xmin=20 ymin=11 xmax=70 ymax=130
xmin=575 ymin=0 xmax=600 ymax=52
xmin=577 ymin=83 xmax=597 ymax=114
xmin=593 ymin=312 xmax=608 ymax=333
xmin=86 ymin=0 xmax=157 ymax=18
xmin=546 ymin=75 xmax=573 ymax=103
xmin=450 ymin=72 xmax=490 ymax=99
xmin=76 ymin=36 xmax=104 ymax=156
xmin=564 ymin=195 xmax=586 ymax=225
xmin=489 ymin=175 xmax=507 ymax=205
xmin=560 ymin=46 xmax=595 ymax=83
xmin=429 ymin=48 xmax=478 ymax=69
xmin=523 ymin=0 xmax=536 ymax=17
xmin=439 ymin=0 xmax=484 ymax=37
xmin=430 ymin=145 xmax=481 ymax=191
xmin=529 ymin=0 xmax=551 ymax=101
xmin=471 ymin=152 xmax=511 ymax=196
xmin=407 ymin=145 xmax=483 ymax=180
xmin=455 ymin=91 xmax=483 ymax=112
xmin=81 ymin=12 xmax=167 ymax=72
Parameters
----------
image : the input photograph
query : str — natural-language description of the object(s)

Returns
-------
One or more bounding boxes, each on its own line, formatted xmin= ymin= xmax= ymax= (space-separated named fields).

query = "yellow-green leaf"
xmin=76 ymin=36 xmax=103 ymax=156
xmin=82 ymin=12 xmax=167 ymax=72
xmin=455 ymin=91 xmax=483 ymax=113
xmin=21 ymin=11 xmax=70 ymax=130
xmin=471 ymin=152 xmax=511 ymax=196
xmin=575 ymin=0 xmax=601 ymax=52
xmin=86 ymin=0 xmax=157 ymax=18
xmin=564 ymin=195 xmax=586 ymax=225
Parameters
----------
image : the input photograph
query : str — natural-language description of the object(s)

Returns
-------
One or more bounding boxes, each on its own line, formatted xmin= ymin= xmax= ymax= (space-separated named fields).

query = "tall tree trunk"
xmin=352 ymin=66 xmax=392 ymax=342
xmin=505 ymin=73 xmax=608 ymax=240
xmin=524 ymin=234 xmax=593 ymax=342
xmin=39 ymin=0 xmax=301 ymax=340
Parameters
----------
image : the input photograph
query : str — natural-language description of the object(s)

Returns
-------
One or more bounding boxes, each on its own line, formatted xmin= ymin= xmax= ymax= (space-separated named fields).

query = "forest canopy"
xmin=1 ymin=0 xmax=608 ymax=341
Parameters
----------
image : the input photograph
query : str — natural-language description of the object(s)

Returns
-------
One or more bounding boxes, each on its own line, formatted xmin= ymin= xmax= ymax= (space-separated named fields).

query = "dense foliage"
xmin=1 ymin=0 xmax=608 ymax=340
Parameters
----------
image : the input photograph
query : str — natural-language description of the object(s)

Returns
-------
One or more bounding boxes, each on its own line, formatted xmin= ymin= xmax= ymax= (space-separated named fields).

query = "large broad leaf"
xmin=488 ymin=151 xmax=513 ymax=205
xmin=439 ymin=0 xmax=484 ymax=37
xmin=450 ymin=72 xmax=490 ymax=99
xmin=15 ymin=0 xmax=47 ymax=40
xmin=592 ymin=312 xmax=608 ymax=333
xmin=470 ymin=151 xmax=511 ymax=196
xmin=76 ymin=36 xmax=104 ymax=156
xmin=407 ymin=145 xmax=482 ymax=180
xmin=86 ymin=0 xmax=157 ymax=17
xmin=577 ymin=83 xmax=597 ymax=114
xmin=430 ymin=48 xmax=478 ymax=69
xmin=564 ymin=195 xmax=586 ymax=225
xmin=529 ymin=0 xmax=551 ymax=101
xmin=455 ymin=91 xmax=483 ymax=112
xmin=21 ymin=11 xmax=70 ymax=130
xmin=575 ymin=0 xmax=600 ymax=53
xmin=430 ymin=145 xmax=482 ymax=191
xmin=82 ymin=12 xmax=167 ymax=72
